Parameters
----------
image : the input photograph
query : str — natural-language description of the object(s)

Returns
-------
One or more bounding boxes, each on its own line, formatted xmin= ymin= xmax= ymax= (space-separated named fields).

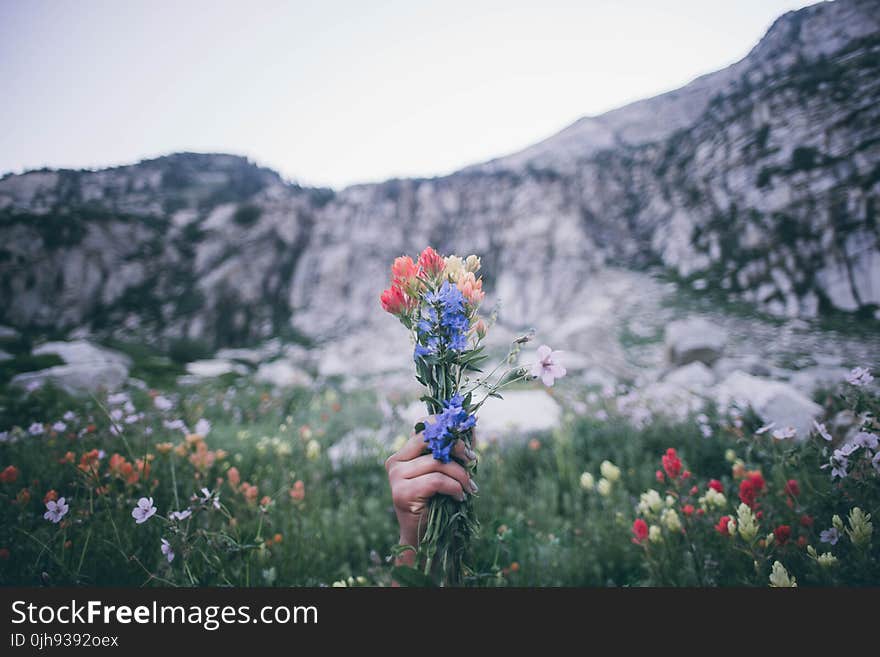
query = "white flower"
xmin=62 ymin=411 xmax=76 ymax=421
xmin=131 ymin=497 xmax=157 ymax=524
xmin=846 ymin=367 xmax=874 ymax=387
xmin=170 ymin=509 xmax=192 ymax=521
xmin=51 ymin=421 xmax=67 ymax=432
xmin=596 ymin=478 xmax=612 ymax=496
xmin=661 ymin=508 xmax=682 ymax=532
xmin=153 ymin=395 xmax=173 ymax=411
xmin=771 ymin=426 xmax=797 ymax=440
xmin=648 ymin=525 xmax=662 ymax=543
xmin=163 ymin=419 xmax=188 ymax=433
xmin=769 ymin=561 xmax=797 ymax=587
xmin=194 ymin=418 xmax=211 ymax=437
xmin=110 ymin=409 xmax=123 ymax=422
xmin=854 ymin=432 xmax=879 ymax=450
xmin=599 ymin=460 xmax=621 ymax=482
xmin=160 ymin=538 xmax=175 ymax=563
xmin=530 ymin=345 xmax=567 ymax=387
xmin=199 ymin=488 xmax=221 ymax=509
xmin=699 ymin=488 xmax=727 ymax=510
xmin=579 ymin=472 xmax=595 ymax=490
xmin=725 ymin=449 xmax=737 ymax=463
xmin=28 ymin=422 xmax=45 ymax=436
xmin=813 ymin=421 xmax=832 ymax=442
xmin=306 ymin=439 xmax=321 ymax=460
xmin=638 ymin=489 xmax=664 ymax=515
xmin=123 ymin=401 xmax=135 ymax=414
xmin=43 ymin=497 xmax=69 ymax=523
xmin=755 ymin=421 xmax=776 ymax=435
xmin=107 ymin=392 xmax=130 ymax=405
xmin=737 ymin=503 xmax=759 ymax=542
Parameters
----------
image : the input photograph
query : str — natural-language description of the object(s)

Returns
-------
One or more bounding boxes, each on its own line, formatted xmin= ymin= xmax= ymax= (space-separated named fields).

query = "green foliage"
xmin=0 ymin=374 xmax=876 ymax=587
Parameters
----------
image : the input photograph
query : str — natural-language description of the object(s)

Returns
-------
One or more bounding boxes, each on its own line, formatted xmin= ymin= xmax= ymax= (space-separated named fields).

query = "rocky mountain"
xmin=1 ymin=0 xmax=878 ymax=355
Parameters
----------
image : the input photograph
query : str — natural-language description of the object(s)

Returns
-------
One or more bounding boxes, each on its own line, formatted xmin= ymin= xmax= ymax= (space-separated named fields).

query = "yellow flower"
xmin=724 ymin=449 xmax=737 ymax=463
xmin=832 ymin=514 xmax=844 ymax=531
xmin=817 ymin=553 xmax=838 ymax=567
xmin=661 ymin=508 xmax=682 ymax=532
xmin=579 ymin=472 xmax=595 ymax=491
xmin=306 ymin=439 xmax=321 ymax=460
xmin=845 ymin=507 xmax=873 ymax=548
xmin=769 ymin=561 xmax=797 ymax=587
xmin=600 ymin=460 xmax=621 ymax=482
xmin=638 ymin=489 xmax=663 ymax=515
xmin=737 ymin=503 xmax=759 ymax=542
xmin=698 ymin=488 xmax=726 ymax=510
xmin=443 ymin=255 xmax=466 ymax=281
xmin=597 ymin=478 xmax=612 ymax=496
xmin=648 ymin=525 xmax=662 ymax=543
xmin=728 ymin=518 xmax=737 ymax=536
xmin=155 ymin=442 xmax=174 ymax=455
xmin=665 ymin=495 xmax=675 ymax=508
xmin=465 ymin=254 xmax=481 ymax=273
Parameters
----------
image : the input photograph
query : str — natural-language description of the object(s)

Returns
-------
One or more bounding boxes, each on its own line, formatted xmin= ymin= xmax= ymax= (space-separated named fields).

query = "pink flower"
xmin=456 ymin=271 xmax=485 ymax=305
xmin=530 ymin=345 xmax=566 ymax=387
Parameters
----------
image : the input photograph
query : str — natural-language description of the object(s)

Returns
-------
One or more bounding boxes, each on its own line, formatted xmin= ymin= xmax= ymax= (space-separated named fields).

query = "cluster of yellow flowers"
xmin=579 ymin=459 xmax=621 ymax=497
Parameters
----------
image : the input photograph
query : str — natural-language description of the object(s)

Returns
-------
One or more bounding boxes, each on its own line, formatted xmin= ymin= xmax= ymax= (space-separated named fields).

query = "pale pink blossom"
xmin=530 ymin=345 xmax=566 ymax=387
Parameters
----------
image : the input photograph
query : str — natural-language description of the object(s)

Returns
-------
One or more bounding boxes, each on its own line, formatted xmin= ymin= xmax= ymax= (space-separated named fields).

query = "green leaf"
xmin=391 ymin=566 xmax=436 ymax=588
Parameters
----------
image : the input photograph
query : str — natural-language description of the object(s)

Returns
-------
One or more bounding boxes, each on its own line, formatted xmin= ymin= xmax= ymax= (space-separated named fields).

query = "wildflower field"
xmin=0 ymin=363 xmax=877 ymax=587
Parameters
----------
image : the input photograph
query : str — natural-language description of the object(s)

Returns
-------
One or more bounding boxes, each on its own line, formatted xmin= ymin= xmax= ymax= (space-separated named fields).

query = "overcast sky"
xmin=1 ymin=0 xmax=812 ymax=189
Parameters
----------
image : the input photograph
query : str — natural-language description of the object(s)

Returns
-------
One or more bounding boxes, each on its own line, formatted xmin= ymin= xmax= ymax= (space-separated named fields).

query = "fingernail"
xmin=465 ymin=448 xmax=477 ymax=461
xmin=469 ymin=478 xmax=479 ymax=494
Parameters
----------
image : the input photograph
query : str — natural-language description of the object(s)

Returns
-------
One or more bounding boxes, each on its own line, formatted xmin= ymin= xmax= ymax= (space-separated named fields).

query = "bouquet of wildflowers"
xmin=380 ymin=246 xmax=566 ymax=585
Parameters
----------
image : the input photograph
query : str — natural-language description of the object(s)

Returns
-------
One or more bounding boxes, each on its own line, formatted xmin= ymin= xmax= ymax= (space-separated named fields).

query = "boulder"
xmin=787 ymin=366 xmax=850 ymax=396
xmin=470 ymin=390 xmax=562 ymax=438
xmin=215 ymin=348 xmax=264 ymax=365
xmin=0 ymin=349 xmax=13 ymax=363
xmin=714 ymin=370 xmax=823 ymax=439
xmin=663 ymin=361 xmax=715 ymax=390
xmin=11 ymin=363 xmax=129 ymax=394
xmin=33 ymin=340 xmax=132 ymax=368
xmin=665 ymin=318 xmax=726 ymax=366
xmin=254 ymin=359 xmax=312 ymax=388
xmin=185 ymin=359 xmax=248 ymax=378
xmin=0 ymin=326 xmax=18 ymax=340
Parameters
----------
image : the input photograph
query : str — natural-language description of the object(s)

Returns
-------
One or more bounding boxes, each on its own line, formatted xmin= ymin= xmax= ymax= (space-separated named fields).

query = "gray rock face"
xmin=185 ymin=359 xmax=248 ymax=378
xmin=0 ymin=1 xmax=878 ymax=349
xmin=665 ymin=318 xmax=727 ymax=366
xmin=32 ymin=340 xmax=132 ymax=369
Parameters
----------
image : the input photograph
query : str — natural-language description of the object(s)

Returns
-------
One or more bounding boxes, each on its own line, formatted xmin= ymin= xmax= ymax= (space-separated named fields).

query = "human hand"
xmin=385 ymin=419 xmax=478 ymax=553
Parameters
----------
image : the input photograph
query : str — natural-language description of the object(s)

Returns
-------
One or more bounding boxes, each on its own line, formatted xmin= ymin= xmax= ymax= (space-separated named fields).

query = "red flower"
xmin=417 ymin=246 xmax=445 ymax=275
xmin=715 ymin=516 xmax=732 ymax=536
xmin=661 ymin=448 xmax=682 ymax=480
xmin=0 ymin=548 xmax=9 ymax=560
xmin=632 ymin=518 xmax=649 ymax=544
xmin=797 ymin=536 xmax=808 ymax=548
xmin=800 ymin=514 xmax=814 ymax=528
xmin=747 ymin=471 xmax=765 ymax=492
xmin=689 ymin=485 xmax=698 ymax=495
xmin=0 ymin=465 xmax=19 ymax=484
xmin=708 ymin=479 xmax=723 ymax=493
xmin=43 ymin=489 xmax=58 ymax=504
xmin=682 ymin=504 xmax=695 ymax=517
xmin=391 ymin=256 xmax=419 ymax=286
xmin=697 ymin=508 xmax=705 ymax=516
xmin=756 ymin=510 xmax=764 ymax=520
xmin=655 ymin=470 xmax=664 ymax=483
xmin=739 ymin=479 xmax=756 ymax=508
xmin=773 ymin=525 xmax=792 ymax=546
xmin=380 ymin=285 xmax=407 ymax=315
xmin=784 ymin=479 xmax=800 ymax=497
xmin=682 ymin=470 xmax=691 ymax=480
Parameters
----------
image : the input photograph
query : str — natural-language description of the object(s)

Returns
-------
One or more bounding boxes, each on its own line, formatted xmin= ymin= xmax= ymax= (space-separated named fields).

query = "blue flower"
xmin=421 ymin=395 xmax=477 ymax=463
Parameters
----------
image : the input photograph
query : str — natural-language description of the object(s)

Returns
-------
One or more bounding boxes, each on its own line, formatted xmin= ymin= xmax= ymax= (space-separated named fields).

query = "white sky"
xmin=0 ymin=0 xmax=812 ymax=189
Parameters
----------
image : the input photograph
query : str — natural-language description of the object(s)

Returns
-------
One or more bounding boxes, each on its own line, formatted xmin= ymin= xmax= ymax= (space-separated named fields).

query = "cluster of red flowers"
xmin=656 ymin=448 xmax=691 ymax=484
xmin=379 ymin=247 xmax=443 ymax=315
xmin=738 ymin=471 xmax=765 ymax=509
xmin=0 ymin=465 xmax=19 ymax=484
xmin=632 ymin=518 xmax=649 ymax=544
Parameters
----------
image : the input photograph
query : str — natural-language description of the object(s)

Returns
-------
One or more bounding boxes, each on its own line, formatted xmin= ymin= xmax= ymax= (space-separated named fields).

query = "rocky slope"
xmin=1 ymin=0 xmax=878 ymax=352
